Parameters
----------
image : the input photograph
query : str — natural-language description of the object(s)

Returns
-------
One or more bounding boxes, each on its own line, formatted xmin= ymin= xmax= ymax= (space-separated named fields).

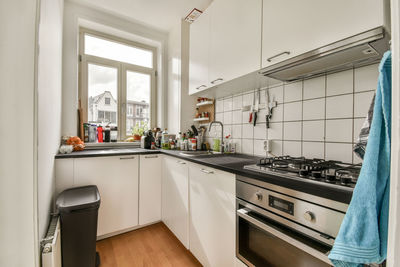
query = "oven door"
xmin=236 ymin=199 xmax=333 ymax=267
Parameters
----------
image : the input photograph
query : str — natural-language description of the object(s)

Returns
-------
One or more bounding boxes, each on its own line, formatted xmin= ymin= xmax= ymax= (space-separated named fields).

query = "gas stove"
xmin=244 ymin=156 xmax=361 ymax=189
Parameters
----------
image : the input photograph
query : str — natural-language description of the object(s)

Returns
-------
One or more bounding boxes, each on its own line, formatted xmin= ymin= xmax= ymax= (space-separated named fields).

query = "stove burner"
xmin=248 ymin=156 xmax=361 ymax=188
xmin=325 ymin=174 xmax=337 ymax=183
xmin=273 ymin=160 xmax=289 ymax=168
xmin=310 ymin=171 xmax=322 ymax=180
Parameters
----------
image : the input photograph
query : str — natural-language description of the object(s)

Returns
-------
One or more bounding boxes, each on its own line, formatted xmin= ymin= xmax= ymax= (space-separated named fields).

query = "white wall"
xmin=37 ymin=0 xmax=64 ymax=242
xmin=0 ymin=0 xmax=39 ymax=266
xmin=167 ymin=20 xmax=197 ymax=134
xmin=62 ymin=0 xmax=168 ymax=136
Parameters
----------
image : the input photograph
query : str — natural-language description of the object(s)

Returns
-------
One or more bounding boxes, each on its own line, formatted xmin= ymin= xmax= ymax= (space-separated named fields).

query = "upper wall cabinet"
xmin=261 ymin=0 xmax=389 ymax=68
xmin=189 ymin=0 xmax=262 ymax=95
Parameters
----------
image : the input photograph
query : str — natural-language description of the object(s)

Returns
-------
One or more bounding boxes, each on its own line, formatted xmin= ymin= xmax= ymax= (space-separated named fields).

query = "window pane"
xmin=88 ymin=64 xmax=118 ymax=128
xmin=85 ymin=34 xmax=153 ymax=68
xmin=126 ymin=71 xmax=150 ymax=136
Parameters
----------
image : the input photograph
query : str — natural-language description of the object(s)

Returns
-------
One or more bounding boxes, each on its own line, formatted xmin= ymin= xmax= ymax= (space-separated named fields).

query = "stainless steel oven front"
xmin=235 ymin=177 xmax=348 ymax=267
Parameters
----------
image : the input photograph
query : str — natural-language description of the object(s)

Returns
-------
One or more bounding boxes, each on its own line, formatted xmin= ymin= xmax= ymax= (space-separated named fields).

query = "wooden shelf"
xmin=193 ymin=117 xmax=210 ymax=122
xmin=196 ymin=101 xmax=214 ymax=107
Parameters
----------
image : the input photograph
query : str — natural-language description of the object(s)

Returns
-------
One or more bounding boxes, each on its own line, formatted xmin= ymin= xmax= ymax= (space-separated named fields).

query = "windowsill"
xmin=85 ymin=141 xmax=141 ymax=150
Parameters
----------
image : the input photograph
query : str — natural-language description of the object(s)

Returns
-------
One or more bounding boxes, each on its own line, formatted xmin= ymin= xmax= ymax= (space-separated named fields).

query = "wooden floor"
xmin=96 ymin=222 xmax=202 ymax=267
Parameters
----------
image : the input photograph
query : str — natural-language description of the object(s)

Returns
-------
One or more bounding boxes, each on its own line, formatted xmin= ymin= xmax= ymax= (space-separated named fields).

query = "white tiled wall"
xmin=208 ymin=64 xmax=379 ymax=164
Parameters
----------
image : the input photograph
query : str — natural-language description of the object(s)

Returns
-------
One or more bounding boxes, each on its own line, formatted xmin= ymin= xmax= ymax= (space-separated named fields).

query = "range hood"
xmin=260 ymin=27 xmax=390 ymax=82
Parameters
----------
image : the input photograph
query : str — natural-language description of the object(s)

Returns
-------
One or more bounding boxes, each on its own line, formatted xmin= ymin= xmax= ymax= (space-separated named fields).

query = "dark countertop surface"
xmin=56 ymin=148 xmax=353 ymax=204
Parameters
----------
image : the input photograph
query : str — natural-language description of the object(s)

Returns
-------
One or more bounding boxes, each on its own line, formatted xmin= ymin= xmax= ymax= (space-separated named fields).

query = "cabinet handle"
xmin=267 ymin=51 xmax=291 ymax=62
xmin=120 ymin=156 xmax=135 ymax=160
xmin=196 ymin=85 xmax=207 ymax=90
xmin=200 ymin=168 xmax=214 ymax=174
xmin=144 ymin=155 xmax=158 ymax=159
xmin=177 ymin=161 xmax=186 ymax=165
xmin=210 ymin=78 xmax=223 ymax=84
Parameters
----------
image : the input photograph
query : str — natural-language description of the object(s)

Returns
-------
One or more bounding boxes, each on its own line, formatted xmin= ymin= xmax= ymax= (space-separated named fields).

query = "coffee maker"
xmin=140 ymin=130 xmax=155 ymax=149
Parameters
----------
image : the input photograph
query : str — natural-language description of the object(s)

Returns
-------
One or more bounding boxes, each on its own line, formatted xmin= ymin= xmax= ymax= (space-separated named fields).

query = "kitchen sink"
xmin=179 ymin=151 xmax=214 ymax=157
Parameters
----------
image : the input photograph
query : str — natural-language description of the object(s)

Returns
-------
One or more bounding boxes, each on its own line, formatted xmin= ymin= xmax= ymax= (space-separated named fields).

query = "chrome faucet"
xmin=209 ymin=121 xmax=224 ymax=153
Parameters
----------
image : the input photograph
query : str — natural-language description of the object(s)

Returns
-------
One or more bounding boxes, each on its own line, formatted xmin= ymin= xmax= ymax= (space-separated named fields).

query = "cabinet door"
xmin=209 ymin=0 xmax=261 ymax=84
xmin=73 ymin=156 xmax=139 ymax=237
xmin=139 ymin=154 xmax=162 ymax=225
xmin=162 ymin=156 xmax=189 ymax=248
xmin=262 ymin=0 xmax=386 ymax=68
xmin=189 ymin=164 xmax=236 ymax=267
xmin=189 ymin=9 xmax=210 ymax=95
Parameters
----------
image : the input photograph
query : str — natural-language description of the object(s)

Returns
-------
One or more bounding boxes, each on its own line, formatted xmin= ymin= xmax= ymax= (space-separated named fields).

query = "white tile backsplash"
xmin=223 ymin=111 xmax=232 ymax=125
xmin=242 ymin=139 xmax=254 ymax=154
xmin=268 ymin=122 xmax=283 ymax=140
xmin=303 ymin=76 xmax=325 ymax=100
xmin=283 ymin=141 xmax=302 ymax=157
xmin=302 ymin=120 xmax=324 ymax=141
xmin=242 ymin=124 xmax=254 ymax=139
xmin=283 ymin=122 xmax=302 ymax=141
xmin=284 ymin=81 xmax=302 ymax=102
xmin=325 ymin=143 xmax=353 ymax=163
xmin=303 ymin=142 xmax=324 ymax=159
xmin=354 ymin=91 xmax=374 ymax=117
xmin=232 ymin=95 xmax=243 ymax=110
xmin=254 ymin=139 xmax=266 ymax=156
xmin=232 ymin=110 xmax=242 ymax=124
xmin=325 ymin=119 xmax=353 ymax=142
xmin=283 ymin=102 xmax=302 ymax=121
xmin=254 ymin=124 xmax=267 ymax=140
xmin=303 ymin=98 xmax=325 ymax=120
xmin=223 ymin=97 xmax=233 ymax=112
xmin=355 ymin=63 xmax=379 ymax=92
xmin=326 ymin=94 xmax=353 ymax=119
xmin=326 ymin=69 xmax=353 ymax=96
xmin=268 ymin=85 xmax=284 ymax=103
xmin=212 ymin=65 xmax=377 ymax=161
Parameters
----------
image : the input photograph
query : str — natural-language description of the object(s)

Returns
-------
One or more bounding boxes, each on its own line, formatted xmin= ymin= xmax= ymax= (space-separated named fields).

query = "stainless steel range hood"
xmin=260 ymin=27 xmax=390 ymax=82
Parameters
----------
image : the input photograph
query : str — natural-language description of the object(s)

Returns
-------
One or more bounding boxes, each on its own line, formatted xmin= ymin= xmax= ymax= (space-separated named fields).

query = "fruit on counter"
xmin=66 ymin=136 xmax=85 ymax=151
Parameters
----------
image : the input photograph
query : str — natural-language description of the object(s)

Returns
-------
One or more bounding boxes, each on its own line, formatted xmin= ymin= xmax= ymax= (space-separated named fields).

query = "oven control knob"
xmin=304 ymin=211 xmax=315 ymax=222
xmin=255 ymin=192 xmax=263 ymax=201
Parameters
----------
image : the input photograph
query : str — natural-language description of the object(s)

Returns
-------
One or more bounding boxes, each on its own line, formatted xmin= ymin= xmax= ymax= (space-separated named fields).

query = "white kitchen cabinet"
xmin=189 ymin=9 xmax=210 ymax=95
xmin=189 ymin=0 xmax=262 ymax=95
xmin=209 ymin=0 xmax=261 ymax=85
xmin=189 ymin=164 xmax=236 ymax=267
xmin=162 ymin=156 xmax=190 ymax=248
xmin=73 ymin=156 xmax=139 ymax=237
xmin=139 ymin=154 xmax=162 ymax=225
xmin=262 ymin=0 xmax=388 ymax=68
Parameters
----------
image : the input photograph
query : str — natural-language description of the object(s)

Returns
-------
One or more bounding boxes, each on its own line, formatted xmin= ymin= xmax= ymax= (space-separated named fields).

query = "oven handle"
xmin=237 ymin=208 xmax=332 ymax=266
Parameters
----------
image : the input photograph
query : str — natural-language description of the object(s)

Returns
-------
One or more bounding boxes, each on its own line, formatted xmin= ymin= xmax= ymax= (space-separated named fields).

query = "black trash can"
xmin=56 ymin=185 xmax=101 ymax=267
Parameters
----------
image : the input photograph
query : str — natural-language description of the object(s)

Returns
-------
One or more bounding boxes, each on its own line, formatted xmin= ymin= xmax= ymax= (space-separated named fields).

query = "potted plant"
xmin=132 ymin=122 xmax=148 ymax=141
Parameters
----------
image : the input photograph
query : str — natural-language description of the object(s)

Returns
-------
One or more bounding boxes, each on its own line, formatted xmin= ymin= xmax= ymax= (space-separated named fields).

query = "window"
xmin=80 ymin=28 xmax=156 ymax=140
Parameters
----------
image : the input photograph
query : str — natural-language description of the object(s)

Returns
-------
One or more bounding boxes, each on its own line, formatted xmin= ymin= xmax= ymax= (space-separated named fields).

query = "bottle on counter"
xmin=110 ymin=126 xmax=118 ymax=142
xmin=103 ymin=126 xmax=111 ymax=142
xmin=97 ymin=126 xmax=104 ymax=143
xmin=83 ymin=123 xmax=89 ymax=142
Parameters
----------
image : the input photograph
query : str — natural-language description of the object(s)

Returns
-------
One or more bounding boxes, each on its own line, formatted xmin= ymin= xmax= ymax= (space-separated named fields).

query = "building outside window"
xmin=79 ymin=28 xmax=157 ymax=139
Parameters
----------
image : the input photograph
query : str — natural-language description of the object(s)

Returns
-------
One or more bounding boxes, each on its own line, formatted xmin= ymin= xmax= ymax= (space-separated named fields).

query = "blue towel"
xmin=328 ymin=51 xmax=392 ymax=267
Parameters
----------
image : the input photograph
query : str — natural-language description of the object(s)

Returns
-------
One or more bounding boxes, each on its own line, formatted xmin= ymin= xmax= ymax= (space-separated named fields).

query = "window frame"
xmin=79 ymin=28 xmax=157 ymax=140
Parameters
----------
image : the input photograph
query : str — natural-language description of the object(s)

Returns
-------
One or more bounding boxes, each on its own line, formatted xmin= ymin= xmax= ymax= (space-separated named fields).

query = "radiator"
xmin=41 ymin=215 xmax=62 ymax=267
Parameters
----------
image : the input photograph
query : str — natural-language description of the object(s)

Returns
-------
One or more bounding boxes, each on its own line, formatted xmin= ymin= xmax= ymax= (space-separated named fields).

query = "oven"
xmin=236 ymin=176 xmax=348 ymax=267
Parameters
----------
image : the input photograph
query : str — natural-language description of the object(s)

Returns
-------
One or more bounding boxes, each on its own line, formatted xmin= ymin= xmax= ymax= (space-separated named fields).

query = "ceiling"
xmin=72 ymin=0 xmax=213 ymax=32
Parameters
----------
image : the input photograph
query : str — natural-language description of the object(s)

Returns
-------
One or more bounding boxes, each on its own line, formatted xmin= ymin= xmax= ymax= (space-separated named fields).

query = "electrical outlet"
xmin=264 ymin=140 xmax=272 ymax=153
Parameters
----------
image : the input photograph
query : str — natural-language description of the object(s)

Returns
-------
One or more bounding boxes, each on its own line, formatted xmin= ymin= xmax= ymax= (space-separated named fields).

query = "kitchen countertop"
xmin=55 ymin=148 xmax=353 ymax=204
